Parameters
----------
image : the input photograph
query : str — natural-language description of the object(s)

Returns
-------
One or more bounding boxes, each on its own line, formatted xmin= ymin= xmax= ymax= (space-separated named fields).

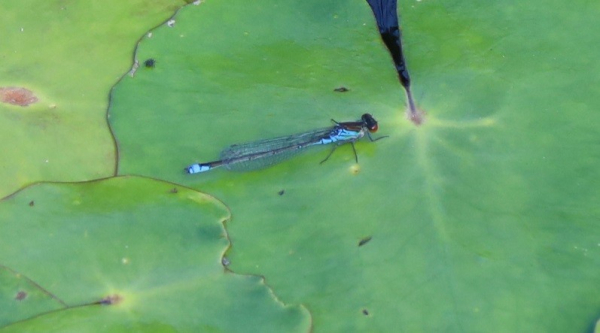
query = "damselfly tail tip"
xmin=185 ymin=164 xmax=200 ymax=174
xmin=185 ymin=163 xmax=212 ymax=174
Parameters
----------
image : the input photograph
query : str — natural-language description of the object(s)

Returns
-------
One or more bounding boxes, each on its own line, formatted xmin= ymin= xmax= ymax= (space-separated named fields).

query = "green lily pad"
xmin=0 ymin=0 xmax=189 ymax=198
xmin=0 ymin=177 xmax=310 ymax=331
xmin=108 ymin=0 xmax=600 ymax=331
xmin=0 ymin=265 xmax=65 ymax=326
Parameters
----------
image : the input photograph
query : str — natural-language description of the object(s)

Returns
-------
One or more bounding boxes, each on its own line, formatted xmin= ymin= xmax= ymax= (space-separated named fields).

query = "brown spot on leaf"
xmin=15 ymin=291 xmax=27 ymax=301
xmin=0 ymin=87 xmax=38 ymax=106
xmin=100 ymin=294 xmax=123 ymax=305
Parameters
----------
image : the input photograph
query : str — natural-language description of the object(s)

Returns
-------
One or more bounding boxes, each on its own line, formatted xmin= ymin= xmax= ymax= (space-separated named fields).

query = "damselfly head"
xmin=361 ymin=113 xmax=379 ymax=133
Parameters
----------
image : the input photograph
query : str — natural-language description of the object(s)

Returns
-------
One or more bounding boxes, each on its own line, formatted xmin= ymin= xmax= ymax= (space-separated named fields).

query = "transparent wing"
xmin=220 ymin=127 xmax=335 ymax=171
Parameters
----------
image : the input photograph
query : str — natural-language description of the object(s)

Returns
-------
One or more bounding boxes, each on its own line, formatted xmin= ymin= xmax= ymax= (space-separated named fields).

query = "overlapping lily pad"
xmin=0 ymin=0 xmax=189 ymax=198
xmin=0 ymin=177 xmax=310 ymax=332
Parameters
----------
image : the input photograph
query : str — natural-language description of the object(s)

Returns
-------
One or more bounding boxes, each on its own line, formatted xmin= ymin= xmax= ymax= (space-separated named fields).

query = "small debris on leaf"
xmin=169 ymin=187 xmax=178 ymax=194
xmin=0 ymin=87 xmax=38 ymax=106
xmin=278 ymin=190 xmax=285 ymax=196
xmin=362 ymin=309 xmax=369 ymax=316
xmin=29 ymin=200 xmax=35 ymax=207
xmin=334 ymin=87 xmax=349 ymax=92
xmin=167 ymin=19 xmax=176 ymax=27
xmin=350 ymin=164 xmax=361 ymax=175
xmin=358 ymin=236 xmax=372 ymax=247
xmin=15 ymin=291 xmax=27 ymax=301
xmin=144 ymin=59 xmax=156 ymax=68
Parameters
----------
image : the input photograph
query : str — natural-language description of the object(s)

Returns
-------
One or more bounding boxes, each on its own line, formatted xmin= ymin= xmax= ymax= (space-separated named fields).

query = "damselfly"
xmin=185 ymin=113 xmax=385 ymax=174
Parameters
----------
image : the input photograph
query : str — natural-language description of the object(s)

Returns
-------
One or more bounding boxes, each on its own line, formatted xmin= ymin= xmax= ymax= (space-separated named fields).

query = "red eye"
xmin=368 ymin=123 xmax=379 ymax=133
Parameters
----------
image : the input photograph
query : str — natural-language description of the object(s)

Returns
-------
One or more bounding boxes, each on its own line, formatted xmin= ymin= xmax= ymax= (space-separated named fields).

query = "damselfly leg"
xmin=320 ymin=145 xmax=338 ymax=164
xmin=320 ymin=141 xmax=359 ymax=164
xmin=366 ymin=131 xmax=388 ymax=142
